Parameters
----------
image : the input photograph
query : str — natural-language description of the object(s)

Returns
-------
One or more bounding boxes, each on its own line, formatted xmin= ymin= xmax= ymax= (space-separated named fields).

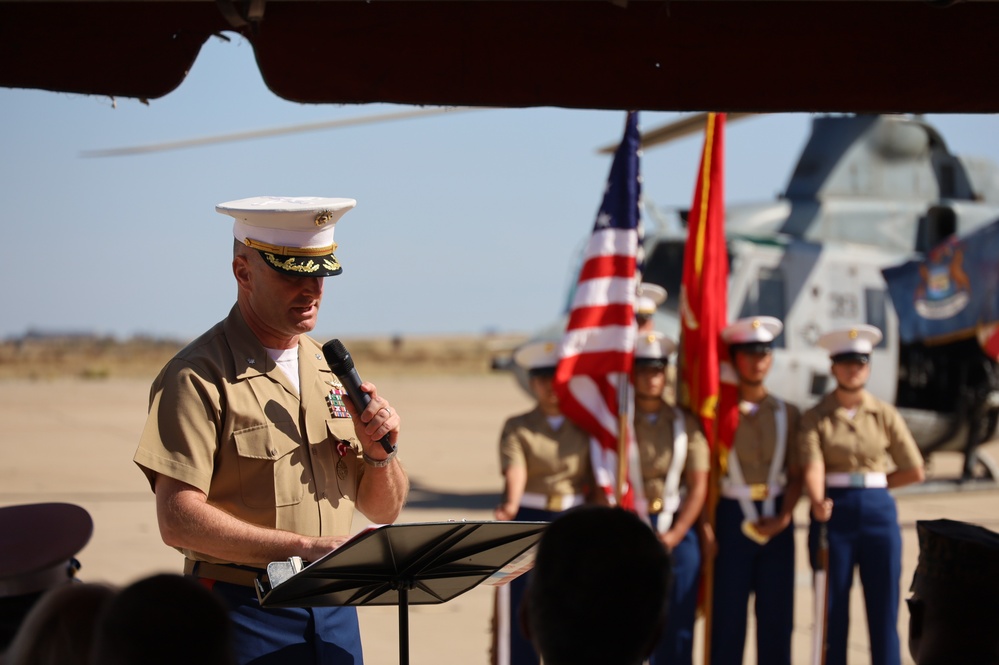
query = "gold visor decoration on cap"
xmin=261 ymin=253 xmax=341 ymax=274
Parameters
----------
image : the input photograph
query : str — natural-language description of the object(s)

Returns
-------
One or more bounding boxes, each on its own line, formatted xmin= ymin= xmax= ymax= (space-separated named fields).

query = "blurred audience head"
xmin=522 ymin=505 xmax=671 ymax=665
xmin=908 ymin=519 xmax=999 ymax=665
xmin=90 ymin=573 xmax=235 ymax=665
xmin=0 ymin=503 xmax=93 ymax=652
xmin=3 ymin=581 xmax=115 ymax=665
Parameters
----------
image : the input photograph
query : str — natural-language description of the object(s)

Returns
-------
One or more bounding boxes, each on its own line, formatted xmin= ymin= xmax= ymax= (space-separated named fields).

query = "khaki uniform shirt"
xmin=134 ymin=305 xmax=365 ymax=565
xmin=635 ymin=401 xmax=709 ymax=505
xmin=730 ymin=395 xmax=801 ymax=484
xmin=499 ymin=407 xmax=593 ymax=496
xmin=798 ymin=390 xmax=923 ymax=473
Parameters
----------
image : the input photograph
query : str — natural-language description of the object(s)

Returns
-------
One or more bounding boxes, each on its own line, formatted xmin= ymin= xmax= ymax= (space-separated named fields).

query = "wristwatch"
xmin=363 ymin=446 xmax=398 ymax=467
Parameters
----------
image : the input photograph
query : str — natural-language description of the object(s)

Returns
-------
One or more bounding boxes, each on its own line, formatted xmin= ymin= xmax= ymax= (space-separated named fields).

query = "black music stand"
xmin=256 ymin=521 xmax=547 ymax=665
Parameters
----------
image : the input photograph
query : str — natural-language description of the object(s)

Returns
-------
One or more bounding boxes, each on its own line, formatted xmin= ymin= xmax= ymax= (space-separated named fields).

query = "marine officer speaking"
xmin=708 ymin=316 xmax=801 ymax=665
xmin=134 ymin=196 xmax=409 ymax=664
xmin=799 ymin=324 xmax=924 ymax=665
xmin=631 ymin=331 xmax=709 ymax=665
xmin=493 ymin=340 xmax=600 ymax=665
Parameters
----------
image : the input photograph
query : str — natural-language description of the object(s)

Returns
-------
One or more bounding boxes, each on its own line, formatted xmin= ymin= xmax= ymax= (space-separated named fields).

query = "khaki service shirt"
xmin=499 ymin=407 xmax=593 ymax=496
xmin=798 ymin=390 xmax=923 ymax=474
xmin=634 ymin=400 xmax=709 ymax=502
xmin=730 ymin=395 xmax=801 ymax=484
xmin=134 ymin=305 xmax=366 ymax=565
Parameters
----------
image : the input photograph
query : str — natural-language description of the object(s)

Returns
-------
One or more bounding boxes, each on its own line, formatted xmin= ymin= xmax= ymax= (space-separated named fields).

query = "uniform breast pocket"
xmin=233 ymin=421 xmax=306 ymax=508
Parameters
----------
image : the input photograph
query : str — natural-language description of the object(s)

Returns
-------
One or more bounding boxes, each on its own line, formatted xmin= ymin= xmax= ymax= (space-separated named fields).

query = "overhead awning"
xmin=2 ymin=0 xmax=999 ymax=112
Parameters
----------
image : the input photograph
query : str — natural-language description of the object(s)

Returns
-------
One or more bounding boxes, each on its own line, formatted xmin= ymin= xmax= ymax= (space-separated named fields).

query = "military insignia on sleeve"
xmin=326 ymin=378 xmax=350 ymax=418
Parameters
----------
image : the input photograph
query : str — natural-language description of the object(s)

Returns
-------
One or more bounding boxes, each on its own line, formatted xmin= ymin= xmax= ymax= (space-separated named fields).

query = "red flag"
xmin=678 ymin=112 xmax=738 ymax=665
xmin=678 ymin=112 xmax=738 ymax=451
xmin=554 ymin=112 xmax=642 ymax=509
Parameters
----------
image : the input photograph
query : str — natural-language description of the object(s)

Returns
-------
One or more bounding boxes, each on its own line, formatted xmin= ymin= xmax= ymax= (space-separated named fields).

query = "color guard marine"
xmin=800 ymin=324 xmax=925 ymax=665
xmin=635 ymin=282 xmax=667 ymax=332
xmin=631 ymin=331 xmax=709 ymax=665
xmin=709 ymin=316 xmax=801 ymax=665
xmin=493 ymin=340 xmax=599 ymax=665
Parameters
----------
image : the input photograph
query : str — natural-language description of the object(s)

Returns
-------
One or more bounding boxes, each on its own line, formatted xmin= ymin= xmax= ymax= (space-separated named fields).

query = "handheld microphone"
xmin=322 ymin=339 xmax=395 ymax=454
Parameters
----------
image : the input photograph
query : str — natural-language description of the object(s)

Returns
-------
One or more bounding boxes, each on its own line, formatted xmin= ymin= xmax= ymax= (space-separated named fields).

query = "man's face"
xmin=831 ymin=358 xmax=870 ymax=392
xmin=633 ymin=365 xmax=666 ymax=400
xmin=733 ymin=348 xmax=773 ymax=386
xmin=235 ymin=251 xmax=324 ymax=347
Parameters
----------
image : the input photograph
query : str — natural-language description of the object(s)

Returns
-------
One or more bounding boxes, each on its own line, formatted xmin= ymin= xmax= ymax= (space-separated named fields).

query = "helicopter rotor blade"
xmin=597 ymin=111 xmax=760 ymax=154
xmin=81 ymin=106 xmax=487 ymax=158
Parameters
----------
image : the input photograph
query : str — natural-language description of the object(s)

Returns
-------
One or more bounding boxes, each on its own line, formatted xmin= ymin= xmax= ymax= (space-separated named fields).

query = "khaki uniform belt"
xmin=184 ymin=558 xmax=268 ymax=588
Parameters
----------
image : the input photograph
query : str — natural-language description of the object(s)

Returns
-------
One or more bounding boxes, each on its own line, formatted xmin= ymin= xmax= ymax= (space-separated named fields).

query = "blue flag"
xmin=882 ymin=217 xmax=999 ymax=346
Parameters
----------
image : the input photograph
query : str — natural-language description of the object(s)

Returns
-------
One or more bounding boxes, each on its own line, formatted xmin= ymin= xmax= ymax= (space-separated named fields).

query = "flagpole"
xmin=616 ymin=413 xmax=627 ymax=506
xmin=702 ymin=418 xmax=722 ymax=665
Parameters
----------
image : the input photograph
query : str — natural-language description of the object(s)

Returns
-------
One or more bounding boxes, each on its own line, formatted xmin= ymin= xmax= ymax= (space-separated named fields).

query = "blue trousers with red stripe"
xmin=808 ymin=487 xmax=902 ymax=665
xmin=710 ymin=496 xmax=795 ymax=665
xmin=206 ymin=579 xmax=363 ymax=665
xmin=649 ymin=521 xmax=701 ymax=665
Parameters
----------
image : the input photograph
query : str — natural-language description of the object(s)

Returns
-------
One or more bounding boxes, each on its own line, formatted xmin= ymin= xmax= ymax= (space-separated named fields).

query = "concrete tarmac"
xmin=2 ymin=374 xmax=998 ymax=664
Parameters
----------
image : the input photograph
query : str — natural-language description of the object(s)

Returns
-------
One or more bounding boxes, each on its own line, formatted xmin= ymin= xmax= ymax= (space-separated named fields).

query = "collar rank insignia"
xmin=326 ymin=377 xmax=350 ymax=418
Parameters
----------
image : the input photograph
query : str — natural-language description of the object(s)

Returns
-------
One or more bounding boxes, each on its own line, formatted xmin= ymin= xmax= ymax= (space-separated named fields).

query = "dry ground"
xmin=2 ymin=339 xmax=999 ymax=664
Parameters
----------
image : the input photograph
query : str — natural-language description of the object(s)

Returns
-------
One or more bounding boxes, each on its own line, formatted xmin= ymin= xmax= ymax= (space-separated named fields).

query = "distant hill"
xmin=0 ymin=333 xmax=527 ymax=380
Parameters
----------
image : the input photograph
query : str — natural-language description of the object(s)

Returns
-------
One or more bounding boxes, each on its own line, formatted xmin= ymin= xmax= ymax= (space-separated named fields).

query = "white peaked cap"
xmin=217 ymin=196 xmax=356 ymax=277
xmin=817 ymin=324 xmax=884 ymax=357
xmin=635 ymin=282 xmax=668 ymax=316
xmin=634 ymin=331 xmax=677 ymax=363
xmin=514 ymin=340 xmax=560 ymax=371
xmin=721 ymin=316 xmax=783 ymax=345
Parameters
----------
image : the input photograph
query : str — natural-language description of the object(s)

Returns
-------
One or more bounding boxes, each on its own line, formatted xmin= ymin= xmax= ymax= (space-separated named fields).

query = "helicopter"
xmin=505 ymin=113 xmax=999 ymax=486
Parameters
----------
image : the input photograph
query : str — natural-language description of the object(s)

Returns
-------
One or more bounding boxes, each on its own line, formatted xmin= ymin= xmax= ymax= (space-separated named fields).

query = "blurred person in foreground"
xmin=521 ymin=505 xmax=672 ymax=665
xmin=706 ymin=316 xmax=801 ymax=665
xmin=90 ymin=573 xmax=234 ymax=665
xmin=133 ymin=196 xmax=408 ymax=664
xmin=0 ymin=502 xmax=93 ymax=655
xmin=631 ymin=330 xmax=709 ymax=665
xmin=3 ymin=581 xmax=115 ymax=665
xmin=906 ymin=519 xmax=999 ymax=665
xmin=800 ymin=324 xmax=924 ymax=665
xmin=493 ymin=340 xmax=602 ymax=665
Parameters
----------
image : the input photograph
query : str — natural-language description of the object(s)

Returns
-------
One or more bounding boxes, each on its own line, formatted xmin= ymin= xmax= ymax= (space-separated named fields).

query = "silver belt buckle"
xmin=849 ymin=473 xmax=865 ymax=488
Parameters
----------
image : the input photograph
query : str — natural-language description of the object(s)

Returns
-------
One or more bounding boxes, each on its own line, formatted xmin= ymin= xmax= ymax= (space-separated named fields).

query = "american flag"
xmin=553 ymin=111 xmax=643 ymax=508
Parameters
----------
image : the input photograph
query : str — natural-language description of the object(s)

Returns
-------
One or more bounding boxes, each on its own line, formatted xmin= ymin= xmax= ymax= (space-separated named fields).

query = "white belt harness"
xmin=656 ymin=408 xmax=688 ymax=534
xmin=518 ymin=492 xmax=585 ymax=511
xmin=722 ymin=400 xmax=788 ymax=524
xmin=825 ymin=472 xmax=888 ymax=488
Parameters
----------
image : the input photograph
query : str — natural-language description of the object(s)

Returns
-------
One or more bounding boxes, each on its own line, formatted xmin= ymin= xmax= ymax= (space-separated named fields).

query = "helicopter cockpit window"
xmin=737 ymin=267 xmax=787 ymax=348
xmin=865 ymin=288 xmax=889 ymax=349
xmin=642 ymin=240 xmax=685 ymax=313
xmin=641 ymin=239 xmax=736 ymax=315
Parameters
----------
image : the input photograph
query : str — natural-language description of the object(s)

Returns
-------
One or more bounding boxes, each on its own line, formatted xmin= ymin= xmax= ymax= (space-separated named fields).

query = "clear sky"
xmin=2 ymin=34 xmax=998 ymax=343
